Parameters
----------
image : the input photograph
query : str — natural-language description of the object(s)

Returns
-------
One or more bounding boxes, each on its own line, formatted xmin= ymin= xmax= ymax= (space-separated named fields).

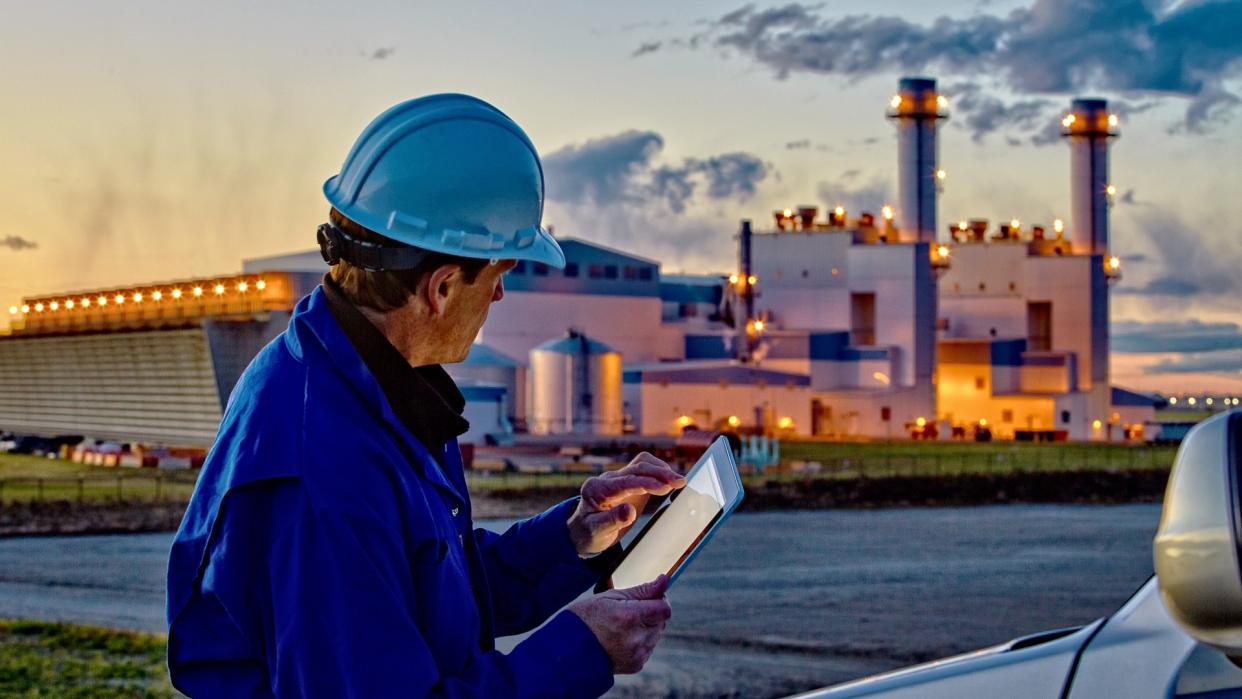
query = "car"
xmin=793 ymin=410 xmax=1242 ymax=698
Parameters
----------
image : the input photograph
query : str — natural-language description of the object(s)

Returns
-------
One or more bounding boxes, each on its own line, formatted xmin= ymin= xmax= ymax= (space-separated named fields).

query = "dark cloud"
xmin=945 ymin=82 xmax=1055 ymax=143
xmin=1117 ymin=207 xmax=1242 ymax=298
xmin=1112 ymin=319 xmax=1242 ymax=353
xmin=816 ymin=172 xmax=892 ymax=214
xmin=0 ymin=235 xmax=37 ymax=251
xmin=785 ymin=139 xmax=811 ymax=150
xmin=1122 ymin=277 xmax=1203 ymax=296
xmin=686 ymin=1 xmax=1242 ymax=135
xmin=544 ymin=130 xmax=769 ymax=216
xmin=367 ymin=47 xmax=395 ymax=61
xmin=541 ymin=128 xmax=770 ymax=266
xmin=1118 ymin=188 xmax=1138 ymax=205
xmin=1145 ymin=349 xmax=1242 ymax=375
xmin=543 ymin=130 xmax=663 ymax=206
xmin=632 ymin=41 xmax=662 ymax=58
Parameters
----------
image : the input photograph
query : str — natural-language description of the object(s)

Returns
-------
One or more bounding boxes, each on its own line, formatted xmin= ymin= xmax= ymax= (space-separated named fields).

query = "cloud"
xmin=785 ymin=139 xmax=811 ymax=150
xmin=543 ymin=130 xmax=768 ymax=215
xmin=367 ymin=47 xmax=395 ymax=61
xmin=945 ymin=82 xmax=1056 ymax=143
xmin=1 ymin=235 xmax=37 ymax=251
xmin=541 ymin=131 xmax=770 ymax=265
xmin=631 ymin=41 xmax=662 ymax=58
xmin=1117 ymin=276 xmax=1204 ymax=296
xmin=1112 ymin=319 xmax=1242 ymax=353
xmin=1145 ymin=349 xmax=1242 ymax=375
xmin=816 ymin=172 xmax=892 ymax=214
xmin=1116 ymin=206 xmax=1242 ymax=299
xmin=681 ymin=1 xmax=1242 ymax=135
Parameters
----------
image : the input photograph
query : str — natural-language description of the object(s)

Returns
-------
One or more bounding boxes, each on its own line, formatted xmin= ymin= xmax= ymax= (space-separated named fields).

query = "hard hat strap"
xmin=317 ymin=223 xmax=432 ymax=272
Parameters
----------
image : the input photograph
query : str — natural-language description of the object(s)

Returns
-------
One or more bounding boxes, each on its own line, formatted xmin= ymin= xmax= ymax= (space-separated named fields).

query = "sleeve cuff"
xmin=507 ymin=610 xmax=614 ymax=699
xmin=514 ymin=497 xmax=587 ymax=575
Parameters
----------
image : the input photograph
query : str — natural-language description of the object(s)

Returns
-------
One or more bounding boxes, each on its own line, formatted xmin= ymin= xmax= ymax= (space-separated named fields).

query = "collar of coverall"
xmin=320 ymin=274 xmax=470 ymax=454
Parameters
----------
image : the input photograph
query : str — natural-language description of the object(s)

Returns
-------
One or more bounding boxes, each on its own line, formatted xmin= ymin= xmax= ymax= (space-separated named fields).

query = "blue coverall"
xmin=166 ymin=286 xmax=614 ymax=697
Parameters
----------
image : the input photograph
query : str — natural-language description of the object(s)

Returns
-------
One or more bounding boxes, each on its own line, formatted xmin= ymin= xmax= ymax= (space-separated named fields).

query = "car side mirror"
xmin=1154 ymin=410 xmax=1242 ymax=663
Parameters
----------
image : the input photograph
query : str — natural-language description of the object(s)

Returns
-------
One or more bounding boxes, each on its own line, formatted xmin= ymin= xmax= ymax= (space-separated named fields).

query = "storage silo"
xmin=529 ymin=331 xmax=623 ymax=436
xmin=445 ymin=343 xmax=527 ymax=429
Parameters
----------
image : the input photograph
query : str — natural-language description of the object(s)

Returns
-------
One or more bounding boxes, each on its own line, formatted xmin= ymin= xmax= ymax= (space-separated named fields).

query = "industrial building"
xmin=0 ymin=76 xmax=1156 ymax=449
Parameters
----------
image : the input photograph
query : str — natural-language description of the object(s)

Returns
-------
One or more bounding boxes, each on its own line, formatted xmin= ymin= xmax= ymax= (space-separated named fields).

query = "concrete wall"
xmin=479 ymin=292 xmax=667 ymax=362
xmin=630 ymin=381 xmax=811 ymax=436
xmin=811 ymin=387 xmax=934 ymax=439
xmin=0 ymin=327 xmax=224 ymax=446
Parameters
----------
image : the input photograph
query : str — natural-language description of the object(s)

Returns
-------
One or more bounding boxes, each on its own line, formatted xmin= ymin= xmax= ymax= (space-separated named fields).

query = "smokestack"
xmin=737 ymin=219 xmax=755 ymax=362
xmin=1061 ymin=98 xmax=1118 ymax=255
xmin=888 ymin=77 xmax=947 ymax=243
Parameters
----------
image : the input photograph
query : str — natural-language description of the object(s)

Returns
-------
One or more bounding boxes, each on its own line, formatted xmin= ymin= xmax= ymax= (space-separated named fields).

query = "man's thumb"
xmin=615 ymin=574 xmax=669 ymax=600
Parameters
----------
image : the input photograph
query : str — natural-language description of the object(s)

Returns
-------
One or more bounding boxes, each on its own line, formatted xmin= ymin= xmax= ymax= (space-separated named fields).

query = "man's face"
xmin=441 ymin=259 xmax=517 ymax=362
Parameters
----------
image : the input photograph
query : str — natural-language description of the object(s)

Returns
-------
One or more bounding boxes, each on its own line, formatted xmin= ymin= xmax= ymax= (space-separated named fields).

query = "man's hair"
xmin=327 ymin=208 xmax=490 ymax=312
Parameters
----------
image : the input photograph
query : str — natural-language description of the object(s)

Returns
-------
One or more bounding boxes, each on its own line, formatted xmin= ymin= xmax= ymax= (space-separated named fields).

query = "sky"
xmin=1 ymin=0 xmax=1240 ymax=394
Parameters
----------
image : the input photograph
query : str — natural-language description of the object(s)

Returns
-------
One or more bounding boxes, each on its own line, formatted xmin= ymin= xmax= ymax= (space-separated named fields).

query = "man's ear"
xmin=422 ymin=264 xmax=462 ymax=317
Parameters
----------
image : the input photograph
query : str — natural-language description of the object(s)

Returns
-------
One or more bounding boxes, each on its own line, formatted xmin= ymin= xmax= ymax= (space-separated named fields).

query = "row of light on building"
xmin=9 ymin=279 xmax=268 ymax=316
xmin=889 ymin=95 xmax=950 ymax=110
xmin=675 ymin=414 xmax=795 ymax=430
xmin=1168 ymin=396 xmax=1241 ymax=407
xmin=1061 ymin=113 xmax=1120 ymax=128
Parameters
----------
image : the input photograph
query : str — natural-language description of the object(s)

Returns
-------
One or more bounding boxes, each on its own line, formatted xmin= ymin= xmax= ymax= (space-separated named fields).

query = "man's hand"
xmin=567 ymin=452 xmax=685 ymax=556
xmin=569 ymin=575 xmax=672 ymax=674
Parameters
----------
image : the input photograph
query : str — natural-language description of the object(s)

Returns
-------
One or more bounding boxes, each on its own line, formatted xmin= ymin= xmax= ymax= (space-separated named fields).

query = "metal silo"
xmin=529 ymin=331 xmax=623 ymax=436
xmin=446 ymin=343 xmax=527 ymax=429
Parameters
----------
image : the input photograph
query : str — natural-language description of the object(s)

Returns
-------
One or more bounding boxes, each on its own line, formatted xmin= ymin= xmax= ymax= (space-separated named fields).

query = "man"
xmin=166 ymin=94 xmax=685 ymax=697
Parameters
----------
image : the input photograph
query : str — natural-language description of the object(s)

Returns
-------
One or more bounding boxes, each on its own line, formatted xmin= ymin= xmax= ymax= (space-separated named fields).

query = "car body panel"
xmin=790 ymin=620 xmax=1101 ymax=698
xmin=1066 ymin=577 xmax=1197 ymax=698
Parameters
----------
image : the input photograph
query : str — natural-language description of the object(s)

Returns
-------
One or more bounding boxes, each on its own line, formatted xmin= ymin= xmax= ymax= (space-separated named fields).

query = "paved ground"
xmin=0 ymin=504 xmax=1161 ymax=698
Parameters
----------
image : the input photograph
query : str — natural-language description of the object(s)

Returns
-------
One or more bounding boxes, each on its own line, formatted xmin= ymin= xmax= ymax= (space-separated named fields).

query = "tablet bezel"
xmin=595 ymin=435 xmax=744 ymax=592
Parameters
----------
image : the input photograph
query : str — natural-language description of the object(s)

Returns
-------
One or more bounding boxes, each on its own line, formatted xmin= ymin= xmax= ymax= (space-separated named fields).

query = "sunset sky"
xmin=1 ymin=0 xmax=1239 ymax=393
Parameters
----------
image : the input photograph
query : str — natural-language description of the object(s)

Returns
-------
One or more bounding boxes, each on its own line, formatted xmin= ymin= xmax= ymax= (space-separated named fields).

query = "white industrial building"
xmin=0 ymin=76 xmax=1156 ymax=448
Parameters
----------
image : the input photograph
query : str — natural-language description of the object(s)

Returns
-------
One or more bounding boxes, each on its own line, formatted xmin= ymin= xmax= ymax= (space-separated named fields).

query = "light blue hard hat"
xmin=322 ymin=94 xmax=565 ymax=269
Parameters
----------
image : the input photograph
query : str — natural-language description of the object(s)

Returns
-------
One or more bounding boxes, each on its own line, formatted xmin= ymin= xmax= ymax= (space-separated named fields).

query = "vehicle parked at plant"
xmin=794 ymin=410 xmax=1242 ymax=698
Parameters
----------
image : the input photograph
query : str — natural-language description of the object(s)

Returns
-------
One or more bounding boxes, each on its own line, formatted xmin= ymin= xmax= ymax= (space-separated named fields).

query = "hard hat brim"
xmin=324 ymin=175 xmax=565 ymax=269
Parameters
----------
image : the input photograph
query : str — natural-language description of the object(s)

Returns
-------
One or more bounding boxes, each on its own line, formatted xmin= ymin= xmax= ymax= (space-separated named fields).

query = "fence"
xmin=464 ymin=443 xmax=1176 ymax=489
xmin=0 ymin=445 xmax=1178 ymax=504
xmin=760 ymin=448 xmax=1173 ymax=481
xmin=0 ymin=471 xmax=200 ymax=505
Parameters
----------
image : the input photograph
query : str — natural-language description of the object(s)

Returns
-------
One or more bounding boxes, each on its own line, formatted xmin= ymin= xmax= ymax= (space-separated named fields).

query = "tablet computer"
xmin=595 ymin=435 xmax=744 ymax=592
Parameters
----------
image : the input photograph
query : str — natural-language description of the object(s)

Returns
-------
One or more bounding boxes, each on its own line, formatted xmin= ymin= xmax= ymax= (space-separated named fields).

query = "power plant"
xmin=0 ymin=77 xmax=1158 ymax=450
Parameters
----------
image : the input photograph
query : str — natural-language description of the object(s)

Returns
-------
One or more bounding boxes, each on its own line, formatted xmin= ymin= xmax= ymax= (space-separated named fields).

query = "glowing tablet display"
xmin=609 ymin=453 xmax=729 ymax=589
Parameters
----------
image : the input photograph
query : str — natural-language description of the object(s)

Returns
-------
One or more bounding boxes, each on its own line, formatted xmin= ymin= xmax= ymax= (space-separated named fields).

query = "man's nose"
xmin=492 ymin=276 xmax=505 ymax=303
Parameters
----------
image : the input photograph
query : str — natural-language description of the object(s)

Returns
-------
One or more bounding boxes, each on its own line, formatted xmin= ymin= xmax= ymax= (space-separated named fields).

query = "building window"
xmin=564 ymin=262 xmax=579 ymax=277
xmin=1061 ymin=410 xmax=1071 ymax=424
xmin=588 ymin=264 xmax=604 ymax=279
xmin=624 ymin=266 xmax=638 ymax=280
xmin=679 ymin=303 xmax=698 ymax=318
xmin=1002 ymin=409 xmax=1014 ymax=423
xmin=975 ymin=377 xmax=985 ymax=390
xmin=880 ymin=406 xmax=891 ymax=422
xmin=512 ymin=261 xmax=526 ymax=274
xmin=638 ymin=267 xmax=654 ymax=281
xmin=1028 ymin=301 xmax=1052 ymax=352
xmin=604 ymin=265 xmax=618 ymax=279
xmin=533 ymin=262 xmax=549 ymax=276
xmin=850 ymin=292 xmax=876 ymax=346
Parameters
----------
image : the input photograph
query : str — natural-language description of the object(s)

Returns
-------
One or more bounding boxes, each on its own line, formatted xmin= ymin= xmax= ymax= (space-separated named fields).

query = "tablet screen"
xmin=609 ymin=453 xmax=728 ymax=589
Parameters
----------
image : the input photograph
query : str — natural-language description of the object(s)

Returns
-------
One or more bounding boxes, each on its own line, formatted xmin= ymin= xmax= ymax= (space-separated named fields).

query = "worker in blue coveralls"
xmin=165 ymin=94 xmax=687 ymax=698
